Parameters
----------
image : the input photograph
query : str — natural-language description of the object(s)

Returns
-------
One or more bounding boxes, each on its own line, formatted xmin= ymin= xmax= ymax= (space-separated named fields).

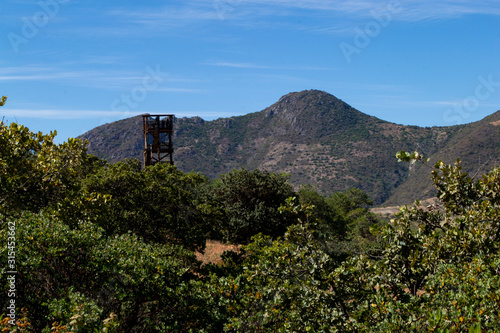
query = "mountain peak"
xmin=262 ymin=89 xmax=379 ymax=138
xmin=277 ymin=89 xmax=338 ymax=102
xmin=273 ymin=89 xmax=343 ymax=110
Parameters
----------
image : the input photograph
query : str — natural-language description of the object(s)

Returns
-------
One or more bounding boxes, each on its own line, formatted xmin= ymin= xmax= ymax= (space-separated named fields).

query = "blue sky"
xmin=2 ymin=0 xmax=500 ymax=143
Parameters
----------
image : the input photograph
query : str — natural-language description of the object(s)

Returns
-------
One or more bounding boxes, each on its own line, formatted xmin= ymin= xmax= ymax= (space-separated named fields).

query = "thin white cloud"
xmin=0 ymin=73 xmax=100 ymax=81
xmin=1 ymin=109 xmax=137 ymax=120
xmin=152 ymin=87 xmax=207 ymax=93
xmin=203 ymin=60 xmax=335 ymax=71
xmin=0 ymin=66 xmax=131 ymax=84
xmin=79 ymin=55 xmax=132 ymax=65
xmin=1 ymin=108 xmax=241 ymax=120
xmin=78 ymin=0 xmax=500 ymax=46
xmin=204 ymin=61 xmax=274 ymax=69
xmin=0 ymin=66 xmax=203 ymax=91
xmin=106 ymin=4 xmax=222 ymax=31
xmin=233 ymin=0 xmax=500 ymax=18
xmin=39 ymin=1 xmax=499 ymax=42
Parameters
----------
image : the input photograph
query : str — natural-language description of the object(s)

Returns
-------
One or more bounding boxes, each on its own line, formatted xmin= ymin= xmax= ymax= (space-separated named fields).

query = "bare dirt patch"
xmin=196 ymin=240 xmax=241 ymax=265
xmin=371 ymin=198 xmax=440 ymax=216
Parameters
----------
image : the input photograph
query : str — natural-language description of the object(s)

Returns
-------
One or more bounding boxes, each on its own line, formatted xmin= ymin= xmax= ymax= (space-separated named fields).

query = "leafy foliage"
xmin=195 ymin=223 xmax=341 ymax=332
xmin=2 ymin=115 xmax=500 ymax=332
xmin=297 ymin=184 xmax=347 ymax=238
xmin=211 ymin=168 xmax=296 ymax=243
xmin=0 ymin=122 xmax=98 ymax=215
xmin=329 ymin=155 xmax=500 ymax=331
xmin=78 ymin=159 xmax=216 ymax=251
xmin=45 ymin=287 xmax=108 ymax=333
xmin=194 ymin=155 xmax=500 ymax=332
xmin=298 ymin=185 xmax=383 ymax=260
xmin=0 ymin=212 xmax=202 ymax=332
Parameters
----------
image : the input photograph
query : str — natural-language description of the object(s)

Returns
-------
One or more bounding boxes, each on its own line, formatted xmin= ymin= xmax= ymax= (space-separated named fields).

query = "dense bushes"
xmin=0 ymin=122 xmax=309 ymax=331
xmin=194 ymin=158 xmax=500 ymax=332
xmin=0 ymin=212 xmax=202 ymax=332
xmin=327 ymin=157 xmax=500 ymax=331
xmin=2 ymin=119 xmax=499 ymax=332
xmin=298 ymin=185 xmax=382 ymax=260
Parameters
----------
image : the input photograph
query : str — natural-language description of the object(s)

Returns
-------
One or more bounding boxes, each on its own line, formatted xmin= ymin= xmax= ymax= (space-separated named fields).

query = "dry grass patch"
xmin=196 ymin=240 xmax=241 ymax=265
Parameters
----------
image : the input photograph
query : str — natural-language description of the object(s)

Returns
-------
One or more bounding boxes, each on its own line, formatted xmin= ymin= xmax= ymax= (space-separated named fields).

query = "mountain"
xmin=383 ymin=110 xmax=500 ymax=206
xmin=79 ymin=90 xmax=499 ymax=205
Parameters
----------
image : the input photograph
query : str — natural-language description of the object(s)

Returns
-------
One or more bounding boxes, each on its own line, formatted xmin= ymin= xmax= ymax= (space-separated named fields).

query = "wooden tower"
xmin=142 ymin=114 xmax=174 ymax=167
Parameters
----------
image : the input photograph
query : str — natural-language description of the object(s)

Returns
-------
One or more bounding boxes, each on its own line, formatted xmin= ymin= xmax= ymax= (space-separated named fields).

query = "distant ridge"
xmin=383 ymin=109 xmax=500 ymax=206
xmin=79 ymin=90 xmax=500 ymax=205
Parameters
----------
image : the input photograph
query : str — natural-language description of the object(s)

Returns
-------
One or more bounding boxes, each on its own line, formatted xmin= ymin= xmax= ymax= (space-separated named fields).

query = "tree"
xmin=298 ymin=185 xmax=382 ymax=261
xmin=203 ymin=154 xmax=500 ymax=332
xmin=0 ymin=96 xmax=6 ymax=106
xmin=79 ymin=159 xmax=216 ymax=251
xmin=0 ymin=122 xmax=100 ymax=215
xmin=298 ymin=184 xmax=346 ymax=238
xmin=210 ymin=168 xmax=296 ymax=243
xmin=195 ymin=222 xmax=342 ymax=332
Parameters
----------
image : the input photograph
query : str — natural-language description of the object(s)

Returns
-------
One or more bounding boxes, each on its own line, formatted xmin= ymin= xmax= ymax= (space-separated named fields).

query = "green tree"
xmin=327 ymin=187 xmax=374 ymax=217
xmin=298 ymin=186 xmax=382 ymax=260
xmin=196 ymin=223 xmax=342 ymax=332
xmin=211 ymin=168 xmax=296 ymax=243
xmin=208 ymin=154 xmax=500 ymax=332
xmin=298 ymin=184 xmax=346 ymax=238
xmin=327 ymin=188 xmax=382 ymax=257
xmin=0 ymin=122 xmax=100 ymax=215
xmin=79 ymin=159 xmax=216 ymax=251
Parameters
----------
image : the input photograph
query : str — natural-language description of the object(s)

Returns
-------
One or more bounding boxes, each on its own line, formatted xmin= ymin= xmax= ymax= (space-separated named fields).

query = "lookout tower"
xmin=142 ymin=114 xmax=174 ymax=167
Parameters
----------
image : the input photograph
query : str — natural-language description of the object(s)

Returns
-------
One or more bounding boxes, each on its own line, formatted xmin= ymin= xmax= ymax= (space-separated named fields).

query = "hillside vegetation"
xmin=80 ymin=90 xmax=500 ymax=205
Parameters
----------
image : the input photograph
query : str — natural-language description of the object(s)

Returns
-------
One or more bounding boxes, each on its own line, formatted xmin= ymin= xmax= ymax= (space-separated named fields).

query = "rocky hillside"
xmin=79 ymin=90 xmax=499 ymax=205
xmin=383 ymin=110 xmax=500 ymax=206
